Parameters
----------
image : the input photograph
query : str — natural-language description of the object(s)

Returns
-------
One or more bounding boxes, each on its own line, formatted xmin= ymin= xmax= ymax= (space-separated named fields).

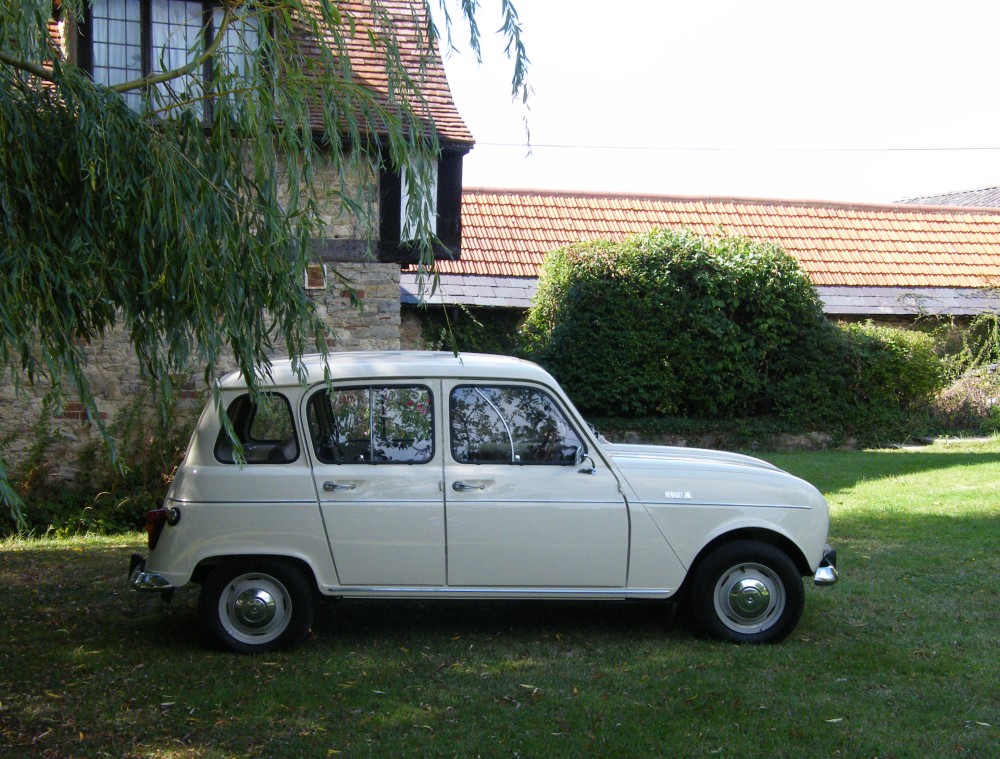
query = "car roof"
xmin=216 ymin=351 xmax=556 ymax=390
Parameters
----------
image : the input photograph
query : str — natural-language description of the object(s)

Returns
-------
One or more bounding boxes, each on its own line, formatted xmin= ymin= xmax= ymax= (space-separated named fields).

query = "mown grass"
xmin=2 ymin=440 xmax=999 ymax=757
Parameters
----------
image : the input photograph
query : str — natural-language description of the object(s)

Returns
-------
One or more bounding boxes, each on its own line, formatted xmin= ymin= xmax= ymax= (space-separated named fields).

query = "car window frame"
xmin=213 ymin=392 xmax=300 ymax=465
xmin=306 ymin=383 xmax=436 ymax=466
xmin=448 ymin=382 xmax=586 ymax=466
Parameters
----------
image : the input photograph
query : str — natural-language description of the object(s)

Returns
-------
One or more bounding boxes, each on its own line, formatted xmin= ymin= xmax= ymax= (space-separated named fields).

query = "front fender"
xmin=643 ymin=503 xmax=830 ymax=574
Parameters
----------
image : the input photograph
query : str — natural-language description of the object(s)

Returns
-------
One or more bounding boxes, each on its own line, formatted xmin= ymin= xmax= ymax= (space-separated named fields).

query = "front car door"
xmin=444 ymin=382 xmax=629 ymax=588
xmin=305 ymin=381 xmax=445 ymax=586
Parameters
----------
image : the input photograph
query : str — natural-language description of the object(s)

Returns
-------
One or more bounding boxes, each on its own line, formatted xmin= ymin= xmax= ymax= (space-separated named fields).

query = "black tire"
xmin=689 ymin=540 xmax=804 ymax=644
xmin=198 ymin=558 xmax=314 ymax=654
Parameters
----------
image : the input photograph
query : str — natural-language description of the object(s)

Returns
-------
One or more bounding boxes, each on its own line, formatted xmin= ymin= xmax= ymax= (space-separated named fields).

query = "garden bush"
xmin=929 ymin=370 xmax=1000 ymax=434
xmin=923 ymin=312 xmax=1000 ymax=434
xmin=520 ymin=229 xmax=825 ymax=418
xmin=520 ymin=229 xmax=949 ymax=444
xmin=770 ymin=320 xmax=945 ymax=441
xmin=1 ymin=397 xmax=198 ymax=536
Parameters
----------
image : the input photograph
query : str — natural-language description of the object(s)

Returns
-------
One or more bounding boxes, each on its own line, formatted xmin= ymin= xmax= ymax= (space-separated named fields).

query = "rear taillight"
xmin=144 ymin=509 xmax=168 ymax=550
xmin=144 ymin=507 xmax=180 ymax=550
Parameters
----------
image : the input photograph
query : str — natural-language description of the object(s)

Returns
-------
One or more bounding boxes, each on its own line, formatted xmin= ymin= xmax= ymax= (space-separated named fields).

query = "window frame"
xmin=79 ymin=0 xmax=259 ymax=118
xmin=448 ymin=383 xmax=586 ymax=467
xmin=306 ymin=383 xmax=436 ymax=466
xmin=213 ymin=392 xmax=300 ymax=465
xmin=378 ymin=147 xmax=464 ymax=260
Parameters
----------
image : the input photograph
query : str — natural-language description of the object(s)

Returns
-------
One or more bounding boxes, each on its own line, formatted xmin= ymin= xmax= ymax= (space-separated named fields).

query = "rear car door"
xmin=304 ymin=381 xmax=445 ymax=586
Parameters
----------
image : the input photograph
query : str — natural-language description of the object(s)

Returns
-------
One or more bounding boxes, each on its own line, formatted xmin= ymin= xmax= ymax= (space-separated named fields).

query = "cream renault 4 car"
xmin=130 ymin=352 xmax=837 ymax=653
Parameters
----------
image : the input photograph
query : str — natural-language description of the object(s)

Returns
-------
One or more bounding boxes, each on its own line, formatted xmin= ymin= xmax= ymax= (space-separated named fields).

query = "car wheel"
xmin=690 ymin=540 xmax=804 ymax=644
xmin=199 ymin=558 xmax=314 ymax=654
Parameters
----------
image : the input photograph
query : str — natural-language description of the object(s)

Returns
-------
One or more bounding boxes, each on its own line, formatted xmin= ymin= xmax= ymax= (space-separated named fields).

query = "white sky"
xmin=435 ymin=0 xmax=1000 ymax=204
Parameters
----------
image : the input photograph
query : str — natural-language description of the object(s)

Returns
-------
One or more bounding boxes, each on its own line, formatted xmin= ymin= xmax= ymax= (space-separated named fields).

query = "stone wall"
xmin=1 ymin=146 xmax=399 ymax=482
xmin=311 ymin=263 xmax=402 ymax=351
xmin=399 ymin=306 xmax=428 ymax=350
xmin=0 ymin=262 xmax=403 ymax=481
xmin=0 ymin=147 xmax=452 ymax=484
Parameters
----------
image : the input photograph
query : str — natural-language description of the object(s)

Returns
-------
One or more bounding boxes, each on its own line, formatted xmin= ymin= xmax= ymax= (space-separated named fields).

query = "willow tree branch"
xmin=0 ymin=49 xmax=56 ymax=82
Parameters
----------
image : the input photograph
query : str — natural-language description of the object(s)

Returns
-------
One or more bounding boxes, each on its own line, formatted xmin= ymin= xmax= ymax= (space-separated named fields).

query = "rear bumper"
xmin=813 ymin=545 xmax=839 ymax=586
xmin=128 ymin=554 xmax=175 ymax=593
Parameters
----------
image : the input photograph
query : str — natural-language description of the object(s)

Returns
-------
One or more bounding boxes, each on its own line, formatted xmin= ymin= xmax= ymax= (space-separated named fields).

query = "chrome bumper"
xmin=128 ymin=554 xmax=175 ymax=593
xmin=813 ymin=545 xmax=839 ymax=586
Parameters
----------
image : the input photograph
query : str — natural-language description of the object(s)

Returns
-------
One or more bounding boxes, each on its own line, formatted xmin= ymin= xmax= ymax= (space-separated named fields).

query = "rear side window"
xmin=450 ymin=385 xmax=584 ymax=465
xmin=214 ymin=393 xmax=299 ymax=464
xmin=307 ymin=385 xmax=433 ymax=465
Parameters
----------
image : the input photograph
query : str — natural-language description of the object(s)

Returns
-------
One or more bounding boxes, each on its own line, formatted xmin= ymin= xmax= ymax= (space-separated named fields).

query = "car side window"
xmin=307 ymin=385 xmax=433 ymax=465
xmin=450 ymin=385 xmax=584 ymax=465
xmin=214 ymin=393 xmax=299 ymax=464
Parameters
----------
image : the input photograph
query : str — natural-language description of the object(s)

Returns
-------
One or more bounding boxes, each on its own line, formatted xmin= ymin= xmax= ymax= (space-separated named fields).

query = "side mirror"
xmin=577 ymin=449 xmax=596 ymax=475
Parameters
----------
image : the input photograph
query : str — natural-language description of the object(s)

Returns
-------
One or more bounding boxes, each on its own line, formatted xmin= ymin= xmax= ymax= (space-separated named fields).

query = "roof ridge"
xmin=462 ymin=187 xmax=1000 ymax=216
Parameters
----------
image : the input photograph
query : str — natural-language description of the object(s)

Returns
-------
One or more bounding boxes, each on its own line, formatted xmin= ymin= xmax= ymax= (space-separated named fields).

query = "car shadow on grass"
xmin=315 ymin=596 xmax=684 ymax=641
xmin=129 ymin=590 xmax=690 ymax=653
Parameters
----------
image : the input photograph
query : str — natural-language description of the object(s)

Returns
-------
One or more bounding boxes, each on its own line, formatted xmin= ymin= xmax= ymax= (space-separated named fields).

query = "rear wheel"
xmin=199 ymin=558 xmax=314 ymax=654
xmin=690 ymin=540 xmax=804 ymax=644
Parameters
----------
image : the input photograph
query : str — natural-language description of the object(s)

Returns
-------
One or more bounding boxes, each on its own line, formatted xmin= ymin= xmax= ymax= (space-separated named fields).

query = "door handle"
xmin=452 ymin=481 xmax=485 ymax=492
xmin=323 ymin=481 xmax=357 ymax=492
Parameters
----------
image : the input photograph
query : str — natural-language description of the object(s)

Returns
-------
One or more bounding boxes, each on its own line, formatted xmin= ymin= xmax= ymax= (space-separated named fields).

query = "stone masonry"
xmin=1 ymin=147 xmax=404 ymax=482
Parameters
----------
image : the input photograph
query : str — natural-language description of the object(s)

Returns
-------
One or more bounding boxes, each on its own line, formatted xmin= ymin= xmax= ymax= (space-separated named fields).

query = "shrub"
xmin=416 ymin=305 xmax=525 ymax=355
xmin=930 ymin=370 xmax=1000 ymax=434
xmin=924 ymin=312 xmax=1000 ymax=434
xmin=771 ymin=321 xmax=945 ymax=441
xmin=1 ymin=396 xmax=198 ymax=536
xmin=936 ymin=312 xmax=1000 ymax=379
xmin=520 ymin=229 xmax=825 ymax=418
xmin=520 ymin=229 xmax=950 ymax=444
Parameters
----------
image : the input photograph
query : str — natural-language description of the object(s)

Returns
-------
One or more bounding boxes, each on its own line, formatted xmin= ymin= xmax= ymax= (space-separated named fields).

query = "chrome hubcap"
xmin=728 ymin=578 xmax=770 ymax=619
xmin=713 ymin=562 xmax=785 ymax=634
xmin=233 ymin=588 xmax=277 ymax=630
xmin=220 ymin=573 xmax=291 ymax=644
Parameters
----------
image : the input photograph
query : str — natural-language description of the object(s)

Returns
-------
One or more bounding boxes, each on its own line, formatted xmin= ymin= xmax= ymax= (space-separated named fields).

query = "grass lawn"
xmin=2 ymin=439 xmax=998 ymax=757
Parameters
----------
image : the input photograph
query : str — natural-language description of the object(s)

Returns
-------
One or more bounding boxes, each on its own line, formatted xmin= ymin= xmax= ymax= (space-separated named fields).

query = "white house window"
xmin=379 ymin=149 xmax=465 ymax=259
xmin=90 ymin=0 xmax=143 ymax=110
xmin=150 ymin=0 xmax=204 ymax=113
xmin=400 ymin=157 xmax=438 ymax=242
xmin=213 ymin=6 xmax=259 ymax=81
xmin=86 ymin=0 xmax=259 ymax=117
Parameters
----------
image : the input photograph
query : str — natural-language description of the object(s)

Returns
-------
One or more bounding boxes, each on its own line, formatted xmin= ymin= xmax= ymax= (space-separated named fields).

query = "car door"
xmin=444 ymin=382 xmax=629 ymax=588
xmin=305 ymin=381 xmax=445 ymax=586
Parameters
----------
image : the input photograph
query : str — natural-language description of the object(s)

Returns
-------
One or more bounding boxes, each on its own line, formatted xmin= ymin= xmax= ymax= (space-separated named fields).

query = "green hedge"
xmin=519 ymin=229 xmax=948 ymax=443
xmin=770 ymin=321 xmax=944 ymax=441
xmin=415 ymin=305 xmax=526 ymax=356
xmin=520 ymin=229 xmax=825 ymax=417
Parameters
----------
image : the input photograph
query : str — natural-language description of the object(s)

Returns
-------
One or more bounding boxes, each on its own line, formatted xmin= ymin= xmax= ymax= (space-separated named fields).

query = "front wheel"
xmin=689 ymin=540 xmax=804 ymax=644
xmin=199 ymin=559 xmax=314 ymax=654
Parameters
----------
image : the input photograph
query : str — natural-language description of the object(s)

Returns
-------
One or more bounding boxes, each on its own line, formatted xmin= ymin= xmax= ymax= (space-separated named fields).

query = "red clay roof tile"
xmin=302 ymin=1 xmax=471 ymax=144
xmin=418 ymin=189 xmax=1000 ymax=287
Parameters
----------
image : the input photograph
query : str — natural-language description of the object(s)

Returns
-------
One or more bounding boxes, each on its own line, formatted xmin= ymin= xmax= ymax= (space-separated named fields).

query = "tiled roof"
xmin=302 ymin=1 xmax=472 ymax=145
xmin=398 ymin=275 xmax=1000 ymax=316
xmin=898 ymin=186 xmax=1000 ymax=208
xmin=819 ymin=286 xmax=1000 ymax=316
xmin=428 ymin=189 xmax=1000 ymax=288
xmin=400 ymin=274 xmax=537 ymax=308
